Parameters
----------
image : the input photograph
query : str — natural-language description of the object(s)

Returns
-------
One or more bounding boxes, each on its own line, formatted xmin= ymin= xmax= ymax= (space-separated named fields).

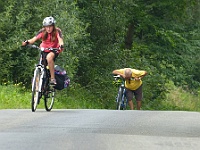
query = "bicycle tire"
xmin=31 ymin=68 xmax=41 ymax=112
xmin=122 ymin=92 xmax=127 ymax=110
xmin=116 ymin=87 xmax=124 ymax=110
xmin=44 ymin=85 xmax=55 ymax=111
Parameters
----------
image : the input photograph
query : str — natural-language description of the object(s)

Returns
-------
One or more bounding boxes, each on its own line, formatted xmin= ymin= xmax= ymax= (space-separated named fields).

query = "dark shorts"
xmin=125 ymin=85 xmax=143 ymax=101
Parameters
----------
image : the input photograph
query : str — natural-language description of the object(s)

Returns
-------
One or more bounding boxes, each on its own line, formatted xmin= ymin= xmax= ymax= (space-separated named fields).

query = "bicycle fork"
xmin=32 ymin=66 xmax=44 ymax=93
xmin=121 ymin=89 xmax=127 ymax=109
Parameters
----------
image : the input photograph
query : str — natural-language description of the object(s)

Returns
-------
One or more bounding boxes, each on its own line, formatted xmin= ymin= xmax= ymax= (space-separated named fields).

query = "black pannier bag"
xmin=54 ymin=65 xmax=70 ymax=90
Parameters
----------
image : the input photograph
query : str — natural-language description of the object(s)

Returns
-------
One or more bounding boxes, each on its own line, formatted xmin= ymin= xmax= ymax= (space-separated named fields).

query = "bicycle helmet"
xmin=42 ymin=16 xmax=56 ymax=26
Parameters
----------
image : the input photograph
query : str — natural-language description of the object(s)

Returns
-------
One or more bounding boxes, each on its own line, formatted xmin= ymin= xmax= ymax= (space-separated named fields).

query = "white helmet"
xmin=42 ymin=16 xmax=56 ymax=26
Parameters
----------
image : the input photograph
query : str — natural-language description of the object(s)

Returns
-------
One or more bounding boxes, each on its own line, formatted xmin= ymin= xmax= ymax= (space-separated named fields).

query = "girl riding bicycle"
xmin=22 ymin=16 xmax=64 ymax=85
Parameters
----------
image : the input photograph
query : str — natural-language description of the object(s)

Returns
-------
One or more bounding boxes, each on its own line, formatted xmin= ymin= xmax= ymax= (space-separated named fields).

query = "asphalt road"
xmin=0 ymin=109 xmax=200 ymax=150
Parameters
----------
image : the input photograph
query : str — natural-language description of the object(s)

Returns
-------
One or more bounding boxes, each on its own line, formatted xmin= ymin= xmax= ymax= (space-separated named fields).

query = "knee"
xmin=46 ymin=54 xmax=55 ymax=63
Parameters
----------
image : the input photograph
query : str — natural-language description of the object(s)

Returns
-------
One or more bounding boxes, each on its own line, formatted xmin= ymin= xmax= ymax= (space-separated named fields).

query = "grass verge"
xmin=0 ymin=81 xmax=200 ymax=111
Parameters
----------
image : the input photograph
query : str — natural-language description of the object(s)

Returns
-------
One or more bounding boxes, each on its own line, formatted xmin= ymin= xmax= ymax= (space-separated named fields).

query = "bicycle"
xmin=113 ymin=75 xmax=128 ymax=110
xmin=27 ymin=44 xmax=60 ymax=112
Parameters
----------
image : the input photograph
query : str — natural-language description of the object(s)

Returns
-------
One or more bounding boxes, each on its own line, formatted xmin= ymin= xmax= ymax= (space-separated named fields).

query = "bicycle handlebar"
xmin=113 ymin=75 xmax=121 ymax=78
xmin=113 ymin=74 xmax=124 ymax=81
xmin=26 ymin=44 xmax=60 ymax=52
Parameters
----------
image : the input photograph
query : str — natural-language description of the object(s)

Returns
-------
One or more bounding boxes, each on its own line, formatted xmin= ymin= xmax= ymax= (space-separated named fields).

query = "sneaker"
xmin=50 ymin=78 xmax=57 ymax=85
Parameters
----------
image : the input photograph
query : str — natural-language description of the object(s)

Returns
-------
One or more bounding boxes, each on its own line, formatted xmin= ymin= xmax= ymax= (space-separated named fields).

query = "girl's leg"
xmin=46 ymin=52 xmax=56 ymax=84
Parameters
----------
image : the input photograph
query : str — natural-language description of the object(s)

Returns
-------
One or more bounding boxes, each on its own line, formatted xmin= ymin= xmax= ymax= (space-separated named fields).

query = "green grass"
xmin=0 ymin=83 xmax=31 ymax=109
xmin=0 ymin=83 xmax=102 ymax=110
xmin=0 ymin=81 xmax=200 ymax=111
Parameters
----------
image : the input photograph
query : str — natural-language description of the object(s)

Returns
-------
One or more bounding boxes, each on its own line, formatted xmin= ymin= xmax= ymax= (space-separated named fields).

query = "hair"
xmin=124 ymin=68 xmax=132 ymax=78
xmin=42 ymin=25 xmax=57 ymax=42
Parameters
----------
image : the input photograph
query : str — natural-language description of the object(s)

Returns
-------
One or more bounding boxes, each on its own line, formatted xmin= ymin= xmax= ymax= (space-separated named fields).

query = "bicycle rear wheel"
xmin=116 ymin=87 xmax=124 ymax=110
xmin=31 ymin=68 xmax=41 ymax=112
xmin=44 ymin=85 xmax=55 ymax=111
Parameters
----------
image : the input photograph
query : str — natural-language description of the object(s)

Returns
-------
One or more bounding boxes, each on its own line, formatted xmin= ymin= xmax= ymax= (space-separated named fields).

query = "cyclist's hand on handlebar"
xmin=56 ymin=50 xmax=61 ymax=54
xmin=57 ymin=45 xmax=64 ymax=53
xmin=121 ymin=75 xmax=126 ymax=79
xmin=22 ymin=42 xmax=26 ymax=46
xmin=22 ymin=40 xmax=29 ymax=46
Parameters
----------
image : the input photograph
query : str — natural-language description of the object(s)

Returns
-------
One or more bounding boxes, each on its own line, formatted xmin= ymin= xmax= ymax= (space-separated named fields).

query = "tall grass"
xmin=162 ymin=81 xmax=200 ymax=111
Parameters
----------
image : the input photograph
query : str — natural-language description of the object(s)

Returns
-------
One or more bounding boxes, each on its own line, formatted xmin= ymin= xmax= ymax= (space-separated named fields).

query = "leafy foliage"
xmin=0 ymin=0 xmax=200 ymax=109
xmin=0 ymin=0 xmax=89 ymax=87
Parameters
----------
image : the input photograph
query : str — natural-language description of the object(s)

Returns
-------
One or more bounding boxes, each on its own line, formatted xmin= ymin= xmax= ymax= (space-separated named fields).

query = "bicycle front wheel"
xmin=122 ymin=93 xmax=127 ymax=110
xmin=44 ymin=85 xmax=55 ymax=111
xmin=31 ymin=68 xmax=41 ymax=112
xmin=116 ymin=87 xmax=124 ymax=110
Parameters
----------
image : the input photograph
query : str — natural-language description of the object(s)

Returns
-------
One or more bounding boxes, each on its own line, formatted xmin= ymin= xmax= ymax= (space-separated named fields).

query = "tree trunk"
xmin=124 ymin=22 xmax=134 ymax=49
